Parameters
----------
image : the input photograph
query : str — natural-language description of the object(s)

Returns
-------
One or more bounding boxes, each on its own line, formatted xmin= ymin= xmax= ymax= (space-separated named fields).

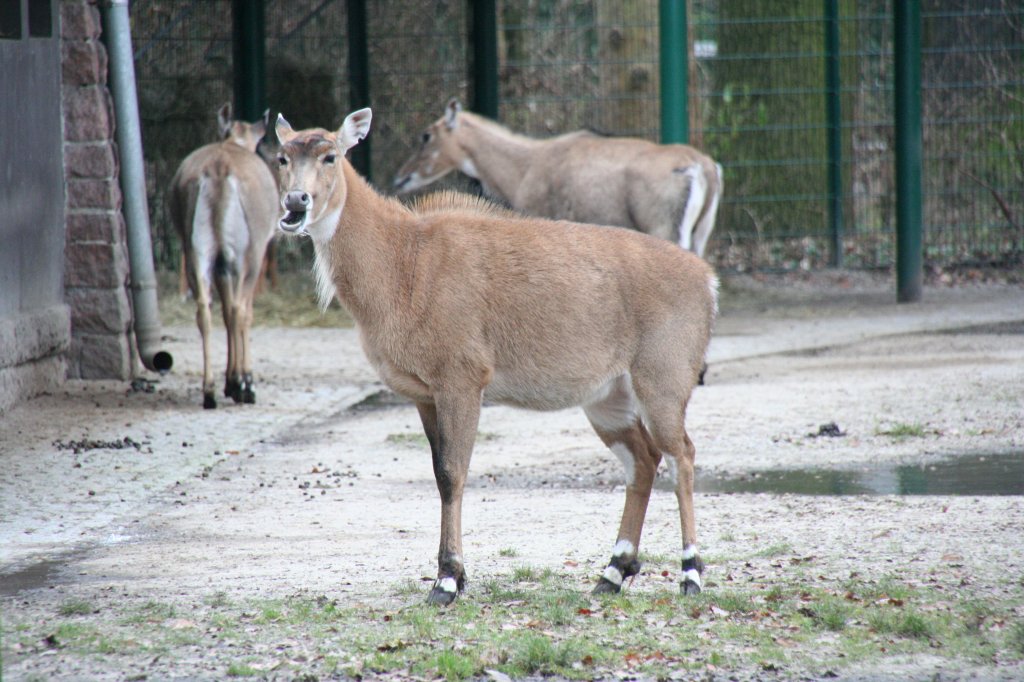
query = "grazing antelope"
xmin=274 ymin=108 xmax=717 ymax=605
xmin=170 ymin=103 xmax=278 ymax=409
xmin=394 ymin=98 xmax=723 ymax=257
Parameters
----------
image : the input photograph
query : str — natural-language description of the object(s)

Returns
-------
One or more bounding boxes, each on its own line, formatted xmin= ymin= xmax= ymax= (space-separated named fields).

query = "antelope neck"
xmin=457 ymin=113 xmax=541 ymax=204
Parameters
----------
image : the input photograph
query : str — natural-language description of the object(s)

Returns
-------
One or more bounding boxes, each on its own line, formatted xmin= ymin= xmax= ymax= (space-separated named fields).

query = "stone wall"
xmin=61 ymin=0 xmax=135 ymax=379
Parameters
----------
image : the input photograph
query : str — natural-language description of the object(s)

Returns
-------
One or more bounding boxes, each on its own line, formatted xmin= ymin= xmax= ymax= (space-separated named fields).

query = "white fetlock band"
xmin=602 ymin=565 xmax=624 ymax=586
xmin=612 ymin=539 xmax=636 ymax=558
xmin=682 ymin=569 xmax=702 ymax=589
xmin=437 ymin=577 xmax=458 ymax=594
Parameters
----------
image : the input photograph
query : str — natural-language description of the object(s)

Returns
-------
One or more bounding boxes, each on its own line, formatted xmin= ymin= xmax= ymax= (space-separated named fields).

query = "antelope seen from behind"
xmin=274 ymin=108 xmax=717 ymax=605
xmin=170 ymin=103 xmax=278 ymax=409
xmin=394 ymin=98 xmax=723 ymax=257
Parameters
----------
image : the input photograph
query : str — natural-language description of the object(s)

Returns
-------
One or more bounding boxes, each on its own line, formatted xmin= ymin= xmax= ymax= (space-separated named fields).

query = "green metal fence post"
xmin=824 ymin=0 xmax=843 ymax=267
xmin=346 ymin=0 xmax=371 ymax=178
xmin=894 ymin=0 xmax=922 ymax=302
xmin=469 ymin=0 xmax=499 ymax=119
xmin=659 ymin=0 xmax=688 ymax=144
xmin=231 ymin=0 xmax=265 ymax=122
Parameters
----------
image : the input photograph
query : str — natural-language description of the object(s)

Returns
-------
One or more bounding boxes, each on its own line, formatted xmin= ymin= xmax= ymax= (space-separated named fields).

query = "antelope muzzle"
xmin=280 ymin=190 xmax=311 ymax=233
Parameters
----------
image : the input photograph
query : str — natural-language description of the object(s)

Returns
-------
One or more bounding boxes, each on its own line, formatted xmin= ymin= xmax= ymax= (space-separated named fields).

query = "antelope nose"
xmin=284 ymin=190 xmax=311 ymax=211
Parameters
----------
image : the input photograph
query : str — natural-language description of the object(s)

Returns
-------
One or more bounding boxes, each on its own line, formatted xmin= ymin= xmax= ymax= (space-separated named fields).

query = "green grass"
xmin=57 ymin=599 xmax=95 ymax=616
xmin=875 ymin=422 xmax=930 ymax=438
xmin=8 ymin=568 xmax=1023 ymax=681
xmin=226 ymin=662 xmax=260 ymax=677
xmin=385 ymin=432 xmax=430 ymax=447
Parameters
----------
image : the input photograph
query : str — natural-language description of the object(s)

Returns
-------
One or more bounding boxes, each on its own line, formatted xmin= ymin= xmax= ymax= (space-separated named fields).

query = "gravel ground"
xmin=1 ymin=271 xmax=1022 ymax=681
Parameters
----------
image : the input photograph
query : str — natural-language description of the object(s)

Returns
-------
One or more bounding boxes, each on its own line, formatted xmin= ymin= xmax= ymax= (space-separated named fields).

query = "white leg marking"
xmin=610 ymin=443 xmax=636 ymax=487
xmin=584 ymin=374 xmax=638 ymax=432
xmin=682 ymin=544 xmax=698 ymax=561
xmin=612 ymin=539 xmax=636 ymax=558
xmin=438 ymin=577 xmax=458 ymax=594
xmin=682 ymin=569 xmax=702 ymax=589
xmin=602 ymin=565 xmax=624 ymax=586
xmin=663 ymin=455 xmax=679 ymax=485
xmin=677 ymin=166 xmax=707 ymax=252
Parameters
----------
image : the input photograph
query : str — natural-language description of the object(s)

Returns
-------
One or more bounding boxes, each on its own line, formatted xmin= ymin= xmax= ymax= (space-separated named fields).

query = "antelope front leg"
xmin=417 ymin=393 xmax=481 ymax=605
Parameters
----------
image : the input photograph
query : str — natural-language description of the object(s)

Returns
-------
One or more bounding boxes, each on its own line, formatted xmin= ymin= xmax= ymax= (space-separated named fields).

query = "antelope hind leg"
xmin=632 ymin=370 xmax=705 ymax=595
xmin=584 ymin=377 xmax=660 ymax=594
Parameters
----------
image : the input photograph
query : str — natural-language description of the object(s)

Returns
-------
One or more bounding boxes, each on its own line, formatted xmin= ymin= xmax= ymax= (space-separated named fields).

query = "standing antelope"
xmin=170 ymin=103 xmax=278 ymax=409
xmin=394 ymin=98 xmax=723 ymax=257
xmin=274 ymin=108 xmax=717 ymax=605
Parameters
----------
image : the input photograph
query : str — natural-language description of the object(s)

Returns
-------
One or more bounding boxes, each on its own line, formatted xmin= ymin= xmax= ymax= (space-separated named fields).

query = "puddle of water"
xmin=693 ymin=453 xmax=1023 ymax=496
xmin=0 ymin=557 xmax=68 ymax=597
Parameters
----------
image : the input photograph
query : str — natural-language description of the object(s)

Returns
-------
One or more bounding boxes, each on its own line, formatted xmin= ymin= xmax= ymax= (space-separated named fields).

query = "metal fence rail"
xmin=131 ymin=0 xmax=1023 ymax=273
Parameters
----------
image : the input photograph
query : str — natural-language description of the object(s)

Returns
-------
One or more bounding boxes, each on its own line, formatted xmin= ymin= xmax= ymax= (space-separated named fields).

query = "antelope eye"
xmin=324 ymin=153 xmax=336 ymax=164
xmin=421 ymin=132 xmax=432 ymax=144
xmin=277 ymin=155 xmax=288 ymax=166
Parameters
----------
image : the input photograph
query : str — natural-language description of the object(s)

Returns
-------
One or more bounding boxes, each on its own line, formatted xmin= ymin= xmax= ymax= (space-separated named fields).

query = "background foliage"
xmin=131 ymin=0 xmax=1023 ymax=272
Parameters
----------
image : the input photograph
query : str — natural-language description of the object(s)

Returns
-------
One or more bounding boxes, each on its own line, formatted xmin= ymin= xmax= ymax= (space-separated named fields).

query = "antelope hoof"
xmin=681 ymin=579 xmax=702 ymax=596
xmin=241 ymin=374 xmax=255 ymax=404
xmin=225 ymin=377 xmax=243 ymax=402
xmin=203 ymin=393 xmax=217 ymax=410
xmin=426 ymin=576 xmax=461 ymax=606
xmin=592 ymin=577 xmax=622 ymax=595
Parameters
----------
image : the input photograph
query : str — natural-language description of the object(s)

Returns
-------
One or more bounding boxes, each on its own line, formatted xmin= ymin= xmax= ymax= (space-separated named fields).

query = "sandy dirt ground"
xmin=1 ymin=271 xmax=1023 ymax=680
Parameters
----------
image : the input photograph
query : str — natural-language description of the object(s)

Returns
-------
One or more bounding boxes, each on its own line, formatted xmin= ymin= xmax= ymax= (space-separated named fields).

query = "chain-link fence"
xmin=131 ymin=0 xmax=1023 ymax=273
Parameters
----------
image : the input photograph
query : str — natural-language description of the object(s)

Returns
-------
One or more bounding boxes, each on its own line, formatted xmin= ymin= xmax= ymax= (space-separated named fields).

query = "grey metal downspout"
xmin=100 ymin=0 xmax=173 ymax=373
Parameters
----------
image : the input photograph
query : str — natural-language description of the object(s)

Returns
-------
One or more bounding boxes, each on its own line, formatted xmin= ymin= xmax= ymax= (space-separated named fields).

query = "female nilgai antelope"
xmin=274 ymin=108 xmax=717 ymax=605
xmin=170 ymin=103 xmax=278 ymax=409
xmin=394 ymin=98 xmax=723 ymax=257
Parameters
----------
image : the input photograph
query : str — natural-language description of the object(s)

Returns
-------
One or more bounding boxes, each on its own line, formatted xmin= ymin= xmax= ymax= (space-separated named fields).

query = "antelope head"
xmin=217 ymin=102 xmax=270 ymax=153
xmin=273 ymin=108 xmax=372 ymax=241
xmin=393 ymin=98 xmax=466 ymax=194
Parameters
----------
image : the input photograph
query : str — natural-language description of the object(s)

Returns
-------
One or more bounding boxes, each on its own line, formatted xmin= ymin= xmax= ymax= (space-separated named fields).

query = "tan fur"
xmin=394 ymin=99 xmax=723 ymax=257
xmin=275 ymin=109 xmax=718 ymax=602
xmin=170 ymin=103 xmax=278 ymax=408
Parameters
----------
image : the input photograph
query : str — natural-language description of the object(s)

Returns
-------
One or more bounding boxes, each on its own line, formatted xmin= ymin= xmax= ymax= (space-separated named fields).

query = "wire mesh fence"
xmin=131 ymin=0 xmax=1023 ymax=274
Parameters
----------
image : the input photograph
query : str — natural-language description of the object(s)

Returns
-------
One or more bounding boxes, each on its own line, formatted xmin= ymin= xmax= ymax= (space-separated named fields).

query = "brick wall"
xmin=61 ymin=0 xmax=135 ymax=379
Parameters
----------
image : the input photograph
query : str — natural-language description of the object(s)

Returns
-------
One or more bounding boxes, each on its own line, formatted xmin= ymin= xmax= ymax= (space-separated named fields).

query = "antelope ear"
xmin=338 ymin=108 xmax=372 ymax=151
xmin=251 ymin=109 xmax=269 ymax=138
xmin=444 ymin=98 xmax=462 ymax=130
xmin=276 ymin=113 xmax=296 ymax=143
xmin=256 ymin=111 xmax=279 ymax=163
xmin=217 ymin=102 xmax=233 ymax=139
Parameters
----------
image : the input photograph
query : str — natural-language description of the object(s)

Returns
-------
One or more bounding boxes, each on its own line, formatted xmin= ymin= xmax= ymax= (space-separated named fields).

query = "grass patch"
xmin=57 ymin=599 xmax=94 ymax=616
xmin=9 ymin=571 xmax=1023 ymax=680
xmin=385 ymin=432 xmax=430 ymax=447
xmin=226 ymin=662 xmax=260 ymax=677
xmin=876 ymin=422 xmax=929 ymax=438
xmin=755 ymin=542 xmax=793 ymax=558
xmin=498 ymin=547 xmax=518 ymax=558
